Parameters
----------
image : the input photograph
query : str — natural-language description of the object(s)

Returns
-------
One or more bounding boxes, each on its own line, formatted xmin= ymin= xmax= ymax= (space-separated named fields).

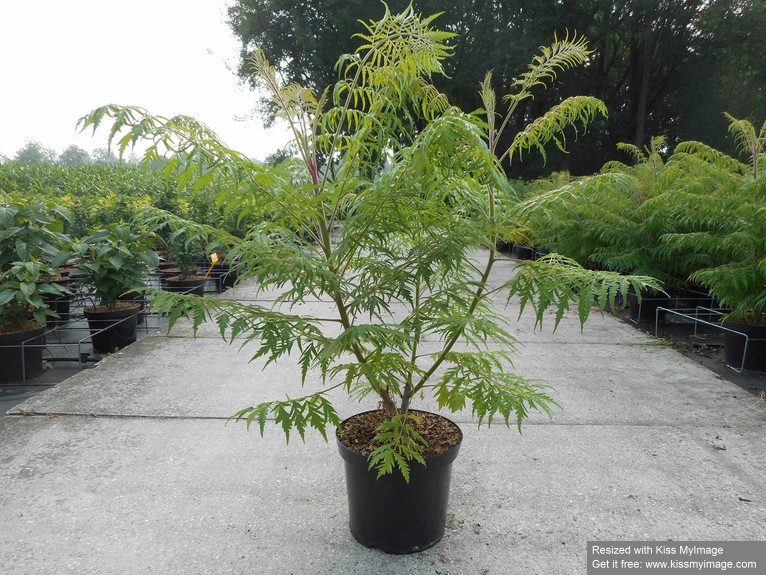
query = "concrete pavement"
xmin=1 ymin=254 xmax=764 ymax=574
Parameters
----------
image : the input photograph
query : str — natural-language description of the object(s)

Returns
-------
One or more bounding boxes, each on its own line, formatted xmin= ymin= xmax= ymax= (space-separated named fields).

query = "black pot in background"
xmin=495 ymin=240 xmax=514 ymax=255
xmin=119 ymin=291 xmax=147 ymax=325
xmin=0 ymin=324 xmax=46 ymax=383
xmin=336 ymin=411 xmax=462 ymax=554
xmin=157 ymin=261 xmax=177 ymax=271
xmin=158 ymin=266 xmax=182 ymax=288
xmin=208 ymin=263 xmax=238 ymax=293
xmin=164 ymin=276 xmax=207 ymax=297
xmin=512 ymin=245 xmax=535 ymax=260
xmin=43 ymin=293 xmax=72 ymax=328
xmin=84 ymin=303 xmax=140 ymax=354
xmin=41 ymin=276 xmax=74 ymax=328
xmin=627 ymin=287 xmax=674 ymax=323
xmin=722 ymin=320 xmax=766 ymax=371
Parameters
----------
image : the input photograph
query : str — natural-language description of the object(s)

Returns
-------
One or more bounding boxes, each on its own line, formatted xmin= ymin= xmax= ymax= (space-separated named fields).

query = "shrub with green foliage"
xmin=0 ymin=201 xmax=72 ymax=330
xmin=660 ymin=115 xmax=766 ymax=322
xmin=0 ymin=163 xmax=249 ymax=238
xmin=70 ymin=223 xmax=160 ymax=308
xmin=517 ymin=114 xmax=766 ymax=322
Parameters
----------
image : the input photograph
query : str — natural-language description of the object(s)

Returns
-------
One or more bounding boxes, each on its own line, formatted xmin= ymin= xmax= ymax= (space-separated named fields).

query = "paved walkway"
xmin=1 ymin=254 xmax=764 ymax=574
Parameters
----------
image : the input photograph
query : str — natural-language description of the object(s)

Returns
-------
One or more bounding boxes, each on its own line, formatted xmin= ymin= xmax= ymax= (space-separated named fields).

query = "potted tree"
xmin=0 ymin=201 xmax=71 ymax=382
xmin=156 ymin=226 xmax=208 ymax=296
xmin=79 ymin=7 xmax=657 ymax=553
xmin=72 ymin=223 xmax=159 ymax=354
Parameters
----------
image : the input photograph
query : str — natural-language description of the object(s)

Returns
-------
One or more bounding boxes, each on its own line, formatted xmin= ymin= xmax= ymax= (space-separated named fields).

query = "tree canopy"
xmin=14 ymin=141 xmax=56 ymax=165
xmin=227 ymin=0 xmax=765 ymax=176
xmin=58 ymin=145 xmax=91 ymax=166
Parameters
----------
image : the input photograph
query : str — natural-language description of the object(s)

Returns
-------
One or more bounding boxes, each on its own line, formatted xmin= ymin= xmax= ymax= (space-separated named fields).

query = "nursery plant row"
xmin=0 ymin=196 xmax=239 ymax=383
xmin=503 ymin=119 xmax=765 ymax=370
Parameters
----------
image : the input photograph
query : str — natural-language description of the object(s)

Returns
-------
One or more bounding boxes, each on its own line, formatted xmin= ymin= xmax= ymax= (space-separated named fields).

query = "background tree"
xmin=677 ymin=0 xmax=766 ymax=151
xmin=264 ymin=143 xmax=296 ymax=167
xmin=91 ymin=147 xmax=118 ymax=165
xmin=227 ymin=0 xmax=765 ymax=176
xmin=14 ymin=141 xmax=56 ymax=165
xmin=58 ymin=145 xmax=91 ymax=166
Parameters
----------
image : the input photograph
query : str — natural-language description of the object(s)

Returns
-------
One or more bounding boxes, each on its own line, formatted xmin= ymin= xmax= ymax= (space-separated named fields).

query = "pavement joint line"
xmin=6 ymin=410 xmax=232 ymax=421
xmin=158 ymin=334 xmax=661 ymax=347
xmin=4 ymin=410 xmax=757 ymax=430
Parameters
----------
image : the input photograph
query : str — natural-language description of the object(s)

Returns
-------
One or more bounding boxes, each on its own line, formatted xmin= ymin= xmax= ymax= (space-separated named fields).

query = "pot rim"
xmin=722 ymin=319 xmax=766 ymax=330
xmin=336 ymin=409 xmax=463 ymax=468
xmin=0 ymin=322 xmax=45 ymax=340
xmin=165 ymin=275 xmax=207 ymax=283
xmin=83 ymin=302 xmax=141 ymax=316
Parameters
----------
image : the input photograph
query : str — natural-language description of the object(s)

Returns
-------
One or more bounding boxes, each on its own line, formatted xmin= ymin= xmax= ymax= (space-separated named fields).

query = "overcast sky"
xmin=0 ymin=0 xmax=291 ymax=161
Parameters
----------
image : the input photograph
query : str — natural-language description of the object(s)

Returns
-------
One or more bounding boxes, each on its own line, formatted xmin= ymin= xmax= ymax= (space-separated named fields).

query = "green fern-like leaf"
xmin=230 ymin=394 xmax=341 ymax=443
xmin=503 ymin=254 xmax=661 ymax=330
xmin=505 ymin=96 xmax=607 ymax=164
xmin=368 ymin=413 xmax=427 ymax=482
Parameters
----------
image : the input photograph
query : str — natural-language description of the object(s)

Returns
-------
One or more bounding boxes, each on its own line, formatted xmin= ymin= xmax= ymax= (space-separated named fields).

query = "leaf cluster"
xmin=0 ymin=260 xmax=71 ymax=329
xmin=368 ymin=412 xmax=427 ymax=482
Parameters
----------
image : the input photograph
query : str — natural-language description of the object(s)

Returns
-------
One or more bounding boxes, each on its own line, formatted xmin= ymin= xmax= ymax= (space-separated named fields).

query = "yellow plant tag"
xmin=210 ymin=252 xmax=219 ymax=264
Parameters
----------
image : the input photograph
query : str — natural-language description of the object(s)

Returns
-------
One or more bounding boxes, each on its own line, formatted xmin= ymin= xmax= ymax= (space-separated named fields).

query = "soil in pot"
xmin=158 ymin=266 xmax=181 ymax=288
xmin=83 ymin=302 xmax=140 ymax=354
xmin=336 ymin=410 xmax=462 ymax=554
xmin=164 ymin=276 xmax=207 ymax=297
xmin=722 ymin=320 xmax=766 ymax=371
xmin=0 ymin=322 xmax=46 ymax=383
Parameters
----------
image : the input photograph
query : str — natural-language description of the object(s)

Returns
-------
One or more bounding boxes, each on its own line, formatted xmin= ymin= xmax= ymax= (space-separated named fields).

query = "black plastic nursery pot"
xmin=43 ymin=293 xmax=72 ymax=328
xmin=627 ymin=287 xmax=673 ymax=323
xmin=164 ymin=276 xmax=207 ymax=297
xmin=41 ymin=276 xmax=74 ymax=328
xmin=211 ymin=263 xmax=238 ymax=292
xmin=336 ymin=410 xmax=463 ymax=554
xmin=0 ymin=324 xmax=45 ymax=383
xmin=84 ymin=303 xmax=140 ymax=354
xmin=722 ymin=320 xmax=766 ymax=371
xmin=119 ymin=291 xmax=147 ymax=325
xmin=512 ymin=244 xmax=535 ymax=260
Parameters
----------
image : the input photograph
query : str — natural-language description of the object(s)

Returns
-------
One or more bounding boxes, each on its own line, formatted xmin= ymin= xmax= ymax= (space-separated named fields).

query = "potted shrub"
xmin=150 ymin=219 xmax=209 ymax=296
xmin=660 ymin=114 xmax=766 ymax=369
xmin=0 ymin=260 xmax=71 ymax=382
xmin=71 ymin=223 xmax=159 ymax=354
xmin=136 ymin=206 xmax=241 ymax=297
xmin=79 ymin=7 xmax=657 ymax=552
xmin=0 ymin=201 xmax=71 ymax=382
xmin=162 ymin=232 xmax=208 ymax=296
